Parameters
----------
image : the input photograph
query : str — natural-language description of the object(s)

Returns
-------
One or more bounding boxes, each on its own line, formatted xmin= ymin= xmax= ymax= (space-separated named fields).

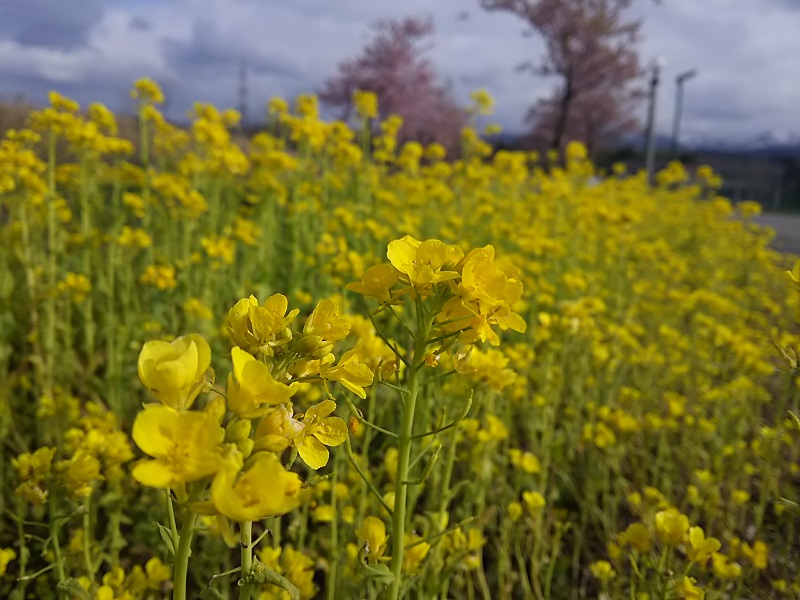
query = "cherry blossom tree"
xmin=481 ymin=0 xmax=644 ymax=154
xmin=318 ymin=16 xmax=468 ymax=154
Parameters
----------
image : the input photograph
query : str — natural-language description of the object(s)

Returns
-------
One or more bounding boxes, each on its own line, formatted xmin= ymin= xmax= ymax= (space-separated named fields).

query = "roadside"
xmin=754 ymin=213 xmax=800 ymax=256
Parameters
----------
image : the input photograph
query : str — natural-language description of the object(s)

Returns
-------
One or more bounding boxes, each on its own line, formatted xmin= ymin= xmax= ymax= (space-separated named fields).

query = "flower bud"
xmin=226 ymin=419 xmax=252 ymax=444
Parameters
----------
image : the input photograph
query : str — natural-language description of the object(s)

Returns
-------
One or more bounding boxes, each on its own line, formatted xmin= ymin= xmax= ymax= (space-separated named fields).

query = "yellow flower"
xmin=387 ymin=236 xmax=463 ymax=292
xmin=145 ymin=557 xmax=171 ymax=590
xmin=654 ymin=509 xmax=689 ymax=547
xmin=687 ymin=526 xmax=721 ymax=564
xmin=268 ymin=96 xmax=289 ymax=116
xmin=137 ymin=334 xmax=211 ymax=411
xmin=13 ymin=447 xmax=56 ymax=505
xmin=319 ymin=347 xmax=374 ymax=399
xmin=619 ymin=522 xmax=651 ymax=554
xmin=510 ymin=449 xmax=540 ymax=474
xmin=183 ymin=297 xmax=213 ymax=321
xmin=508 ymin=501 xmax=523 ymax=522
xmin=295 ymin=400 xmax=348 ymax=470
xmin=211 ymin=449 xmax=301 ymax=522
xmin=303 ymin=299 xmax=351 ymax=342
xmin=356 ymin=516 xmax=388 ymax=560
xmin=253 ymin=404 xmax=302 ymax=453
xmin=346 ymin=264 xmax=400 ymax=303
xmin=58 ymin=272 xmax=91 ymax=303
xmin=313 ymin=505 xmax=335 ymax=522
xmin=589 ymin=560 xmax=615 ymax=583
xmin=711 ymin=553 xmax=742 ymax=580
xmin=131 ymin=405 xmax=224 ymax=489
xmin=786 ymin=260 xmax=800 ymax=289
xmin=404 ymin=534 xmax=430 ymax=575
xmin=477 ymin=415 xmax=508 ymax=442
xmin=0 ymin=547 xmax=16 ymax=576
xmin=281 ymin=546 xmax=318 ymax=600
xmin=140 ymin=264 xmax=177 ymax=290
xmin=96 ymin=585 xmax=116 ymax=600
xmin=132 ymin=77 xmax=165 ymax=104
xmin=522 ymin=491 xmax=546 ymax=514
xmin=353 ymin=90 xmax=378 ymax=119
xmin=227 ymin=294 xmax=299 ymax=355
xmin=227 ymin=346 xmax=298 ymax=418
xmin=741 ymin=540 xmax=768 ymax=569
xmin=58 ymin=450 xmax=102 ymax=499
xmin=470 ymin=89 xmax=494 ymax=115
xmin=677 ymin=576 xmax=704 ymax=600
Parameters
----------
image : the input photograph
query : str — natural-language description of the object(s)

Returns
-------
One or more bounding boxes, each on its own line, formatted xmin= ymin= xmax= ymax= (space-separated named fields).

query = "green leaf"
xmin=361 ymin=562 xmax=395 ymax=588
xmin=154 ymin=521 xmax=176 ymax=555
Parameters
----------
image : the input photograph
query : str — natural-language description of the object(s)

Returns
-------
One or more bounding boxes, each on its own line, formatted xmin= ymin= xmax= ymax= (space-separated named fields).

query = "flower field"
xmin=0 ymin=80 xmax=799 ymax=600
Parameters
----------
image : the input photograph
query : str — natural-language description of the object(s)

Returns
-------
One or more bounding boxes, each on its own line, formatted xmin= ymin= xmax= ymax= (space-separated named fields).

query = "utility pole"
xmin=670 ymin=69 xmax=697 ymax=159
xmin=238 ymin=60 xmax=248 ymax=129
xmin=644 ymin=60 xmax=663 ymax=185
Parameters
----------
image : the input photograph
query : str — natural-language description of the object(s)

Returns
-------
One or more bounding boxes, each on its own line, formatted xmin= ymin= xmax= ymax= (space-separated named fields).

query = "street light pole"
xmin=670 ymin=69 xmax=698 ymax=159
xmin=644 ymin=61 xmax=662 ymax=185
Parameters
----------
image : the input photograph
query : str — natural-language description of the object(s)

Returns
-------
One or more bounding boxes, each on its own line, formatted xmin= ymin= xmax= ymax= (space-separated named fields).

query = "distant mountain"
xmin=621 ymin=131 xmax=800 ymax=158
xmin=683 ymin=131 xmax=800 ymax=157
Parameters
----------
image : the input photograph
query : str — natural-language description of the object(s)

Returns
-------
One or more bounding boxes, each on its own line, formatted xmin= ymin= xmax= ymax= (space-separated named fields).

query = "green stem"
xmin=16 ymin=501 xmax=29 ymax=597
xmin=82 ymin=493 xmax=96 ymax=582
xmin=48 ymin=494 xmax=67 ymax=598
xmin=166 ymin=491 xmax=179 ymax=547
xmin=386 ymin=306 xmax=433 ymax=600
xmin=173 ymin=509 xmax=198 ymax=600
xmin=327 ymin=462 xmax=339 ymax=600
xmin=239 ymin=521 xmax=253 ymax=600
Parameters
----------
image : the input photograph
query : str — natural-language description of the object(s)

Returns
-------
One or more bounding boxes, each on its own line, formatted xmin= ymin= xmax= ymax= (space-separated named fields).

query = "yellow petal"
xmin=132 ymin=405 xmax=178 ymax=457
xmin=137 ymin=340 xmax=175 ymax=385
xmin=185 ymin=334 xmax=211 ymax=380
xmin=263 ymin=293 xmax=289 ymax=320
xmin=305 ymin=399 xmax=337 ymax=420
xmin=314 ymin=417 xmax=348 ymax=446
xmin=387 ymin=236 xmax=421 ymax=274
xmin=131 ymin=459 xmax=174 ymax=488
xmin=231 ymin=346 xmax=256 ymax=382
xmin=297 ymin=436 xmax=329 ymax=470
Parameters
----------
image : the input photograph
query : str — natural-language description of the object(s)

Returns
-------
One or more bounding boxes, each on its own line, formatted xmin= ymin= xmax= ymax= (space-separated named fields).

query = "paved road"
xmin=754 ymin=213 xmax=800 ymax=255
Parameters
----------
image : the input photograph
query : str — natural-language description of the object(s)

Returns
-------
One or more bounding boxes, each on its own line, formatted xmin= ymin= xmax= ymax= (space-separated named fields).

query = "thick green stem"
xmin=386 ymin=307 xmax=433 ymax=600
xmin=239 ymin=521 xmax=253 ymax=600
xmin=173 ymin=510 xmax=198 ymax=600
xmin=48 ymin=494 xmax=67 ymax=598
xmin=327 ymin=463 xmax=339 ymax=600
xmin=82 ymin=493 xmax=96 ymax=581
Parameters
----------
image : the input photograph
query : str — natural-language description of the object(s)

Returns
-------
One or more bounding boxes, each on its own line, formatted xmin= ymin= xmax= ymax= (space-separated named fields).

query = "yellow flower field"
xmin=0 ymin=80 xmax=799 ymax=600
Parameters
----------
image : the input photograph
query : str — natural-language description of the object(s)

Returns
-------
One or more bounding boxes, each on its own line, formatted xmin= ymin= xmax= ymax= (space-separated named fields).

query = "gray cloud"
xmin=163 ymin=18 xmax=303 ymax=80
xmin=129 ymin=16 xmax=152 ymax=32
xmin=0 ymin=0 xmax=107 ymax=50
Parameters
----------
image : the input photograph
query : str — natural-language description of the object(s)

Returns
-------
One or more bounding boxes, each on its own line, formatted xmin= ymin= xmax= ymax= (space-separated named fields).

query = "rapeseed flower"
xmin=387 ymin=236 xmax=463 ymax=293
xmin=210 ymin=449 xmax=301 ymax=522
xmin=319 ymin=346 xmax=374 ymax=399
xmin=137 ymin=334 xmax=211 ymax=411
xmin=227 ymin=346 xmax=297 ymax=418
xmin=294 ymin=400 xmax=348 ymax=470
xmin=655 ymin=509 xmax=689 ymax=547
xmin=687 ymin=526 xmax=721 ymax=564
xmin=357 ymin=516 xmax=389 ymax=560
xmin=130 ymin=405 xmax=224 ymax=489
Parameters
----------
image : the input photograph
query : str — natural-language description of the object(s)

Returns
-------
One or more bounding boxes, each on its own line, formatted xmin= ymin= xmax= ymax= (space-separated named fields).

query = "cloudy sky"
xmin=1 ymin=0 xmax=799 ymax=143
